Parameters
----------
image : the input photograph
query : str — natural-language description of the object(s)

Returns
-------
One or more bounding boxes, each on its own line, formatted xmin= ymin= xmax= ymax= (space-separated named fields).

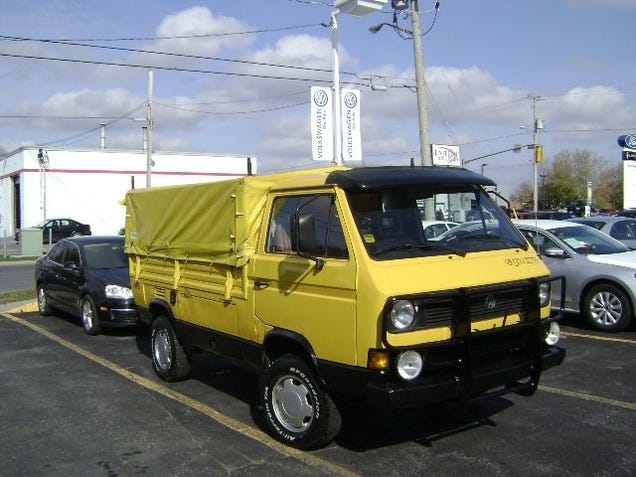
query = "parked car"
xmin=513 ymin=220 xmax=635 ymax=332
xmin=34 ymin=236 xmax=137 ymax=335
xmin=567 ymin=216 xmax=636 ymax=249
xmin=16 ymin=218 xmax=91 ymax=243
xmin=421 ymin=220 xmax=459 ymax=239
xmin=515 ymin=210 xmax=574 ymax=220
xmin=617 ymin=209 xmax=636 ymax=218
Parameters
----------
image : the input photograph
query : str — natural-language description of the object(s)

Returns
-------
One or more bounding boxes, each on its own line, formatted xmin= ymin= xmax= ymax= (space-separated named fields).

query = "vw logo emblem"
xmin=485 ymin=295 xmax=497 ymax=310
xmin=313 ymin=89 xmax=329 ymax=107
xmin=343 ymin=91 xmax=357 ymax=109
xmin=626 ymin=135 xmax=636 ymax=149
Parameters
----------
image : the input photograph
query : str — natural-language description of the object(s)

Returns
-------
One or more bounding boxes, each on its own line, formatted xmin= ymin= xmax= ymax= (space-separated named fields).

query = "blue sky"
xmin=1 ymin=0 xmax=635 ymax=196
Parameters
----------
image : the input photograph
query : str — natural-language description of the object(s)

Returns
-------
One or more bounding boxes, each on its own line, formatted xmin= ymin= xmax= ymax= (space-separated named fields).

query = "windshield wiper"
xmin=373 ymin=242 xmax=466 ymax=257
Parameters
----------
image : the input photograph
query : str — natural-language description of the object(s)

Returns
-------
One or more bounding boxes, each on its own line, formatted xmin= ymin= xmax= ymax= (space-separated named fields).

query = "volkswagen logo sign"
xmin=343 ymin=91 xmax=358 ymax=109
xmin=313 ymin=89 xmax=329 ymax=107
xmin=485 ymin=295 xmax=497 ymax=310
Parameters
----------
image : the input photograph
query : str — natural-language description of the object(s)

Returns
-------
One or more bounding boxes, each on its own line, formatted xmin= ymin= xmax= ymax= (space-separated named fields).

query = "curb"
xmin=2 ymin=300 xmax=38 ymax=314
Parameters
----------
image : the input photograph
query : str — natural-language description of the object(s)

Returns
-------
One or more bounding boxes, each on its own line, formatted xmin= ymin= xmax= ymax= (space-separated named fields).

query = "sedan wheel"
xmin=81 ymin=296 xmax=101 ymax=335
xmin=583 ymin=284 xmax=631 ymax=332
xmin=37 ymin=285 xmax=51 ymax=316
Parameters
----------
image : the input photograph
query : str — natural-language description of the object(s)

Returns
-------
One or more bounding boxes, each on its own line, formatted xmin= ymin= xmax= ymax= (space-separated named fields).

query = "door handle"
xmin=254 ymin=279 xmax=270 ymax=289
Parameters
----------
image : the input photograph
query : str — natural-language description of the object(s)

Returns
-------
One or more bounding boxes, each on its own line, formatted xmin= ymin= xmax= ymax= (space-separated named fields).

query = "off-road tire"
xmin=260 ymin=354 xmax=342 ymax=450
xmin=150 ymin=315 xmax=191 ymax=381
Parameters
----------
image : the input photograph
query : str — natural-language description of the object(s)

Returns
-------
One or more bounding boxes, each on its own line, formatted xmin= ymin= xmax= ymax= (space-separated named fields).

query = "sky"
xmin=1 ymin=0 xmax=635 ymax=197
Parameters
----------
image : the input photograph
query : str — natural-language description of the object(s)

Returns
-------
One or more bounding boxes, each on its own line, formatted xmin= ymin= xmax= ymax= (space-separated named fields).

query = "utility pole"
xmin=410 ymin=0 xmax=432 ymax=166
xmin=146 ymin=70 xmax=154 ymax=188
xmin=530 ymin=94 xmax=543 ymax=214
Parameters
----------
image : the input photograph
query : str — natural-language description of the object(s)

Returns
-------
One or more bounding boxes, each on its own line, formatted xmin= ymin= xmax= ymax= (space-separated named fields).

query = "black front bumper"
xmin=364 ymin=343 xmax=565 ymax=408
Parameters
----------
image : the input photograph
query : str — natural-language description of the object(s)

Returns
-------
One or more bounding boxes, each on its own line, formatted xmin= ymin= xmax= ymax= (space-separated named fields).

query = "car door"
xmin=250 ymin=192 xmax=358 ymax=365
xmin=42 ymin=241 xmax=70 ymax=309
xmin=520 ymin=228 xmax=579 ymax=310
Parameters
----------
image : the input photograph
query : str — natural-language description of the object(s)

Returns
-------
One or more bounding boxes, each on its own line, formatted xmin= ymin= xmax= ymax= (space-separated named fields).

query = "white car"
xmin=514 ymin=220 xmax=636 ymax=332
xmin=421 ymin=220 xmax=459 ymax=239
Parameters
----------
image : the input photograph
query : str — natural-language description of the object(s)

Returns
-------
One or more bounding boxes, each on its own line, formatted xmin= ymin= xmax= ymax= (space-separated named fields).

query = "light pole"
xmin=331 ymin=0 xmax=386 ymax=166
xmin=481 ymin=163 xmax=487 ymax=176
xmin=369 ymin=0 xmax=432 ymax=166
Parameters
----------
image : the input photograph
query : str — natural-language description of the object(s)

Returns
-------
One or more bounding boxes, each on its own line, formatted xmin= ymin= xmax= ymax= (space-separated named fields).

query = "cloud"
xmin=154 ymin=6 xmax=256 ymax=55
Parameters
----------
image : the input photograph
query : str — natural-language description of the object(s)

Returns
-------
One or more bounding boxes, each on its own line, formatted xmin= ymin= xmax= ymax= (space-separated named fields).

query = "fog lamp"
xmin=396 ymin=350 xmax=423 ymax=381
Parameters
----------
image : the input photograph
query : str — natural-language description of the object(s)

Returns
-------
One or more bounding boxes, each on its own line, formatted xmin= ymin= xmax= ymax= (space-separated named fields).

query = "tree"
xmin=510 ymin=148 xmax=622 ymax=211
xmin=596 ymin=163 xmax=623 ymax=209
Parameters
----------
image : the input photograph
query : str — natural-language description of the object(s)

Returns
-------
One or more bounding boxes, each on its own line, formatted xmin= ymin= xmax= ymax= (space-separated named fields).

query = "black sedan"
xmin=16 ymin=218 xmax=91 ymax=243
xmin=34 ymin=236 xmax=137 ymax=335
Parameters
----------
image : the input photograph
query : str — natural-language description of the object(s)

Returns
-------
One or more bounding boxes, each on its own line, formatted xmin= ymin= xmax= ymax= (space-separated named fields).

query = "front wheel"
xmin=81 ymin=296 xmax=101 ymax=335
xmin=260 ymin=354 xmax=342 ymax=450
xmin=150 ymin=316 xmax=191 ymax=381
xmin=583 ymin=284 xmax=632 ymax=332
xmin=37 ymin=285 xmax=51 ymax=316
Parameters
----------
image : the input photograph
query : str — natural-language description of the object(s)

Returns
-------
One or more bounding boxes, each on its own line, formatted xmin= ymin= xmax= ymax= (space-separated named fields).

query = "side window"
xmin=267 ymin=194 xmax=348 ymax=259
xmin=64 ymin=243 xmax=81 ymax=266
xmin=47 ymin=242 xmax=67 ymax=263
xmin=520 ymin=229 xmax=559 ymax=255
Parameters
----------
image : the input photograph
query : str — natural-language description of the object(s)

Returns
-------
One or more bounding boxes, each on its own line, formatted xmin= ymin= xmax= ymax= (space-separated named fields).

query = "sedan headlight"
xmin=105 ymin=284 xmax=133 ymax=299
xmin=389 ymin=299 xmax=416 ymax=331
xmin=396 ymin=350 xmax=423 ymax=380
xmin=539 ymin=282 xmax=551 ymax=307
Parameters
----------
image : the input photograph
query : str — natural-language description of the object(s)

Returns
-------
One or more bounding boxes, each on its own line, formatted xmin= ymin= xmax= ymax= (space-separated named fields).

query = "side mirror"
xmin=63 ymin=261 xmax=80 ymax=271
xmin=291 ymin=213 xmax=324 ymax=270
xmin=542 ymin=247 xmax=567 ymax=258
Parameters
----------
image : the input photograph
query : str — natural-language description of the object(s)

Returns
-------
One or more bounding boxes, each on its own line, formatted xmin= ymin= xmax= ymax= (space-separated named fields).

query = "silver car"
xmin=514 ymin=220 xmax=636 ymax=332
xmin=567 ymin=216 xmax=636 ymax=249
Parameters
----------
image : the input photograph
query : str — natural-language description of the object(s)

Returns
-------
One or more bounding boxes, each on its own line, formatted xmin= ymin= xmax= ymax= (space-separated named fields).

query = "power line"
xmin=0 ymin=51 xmax=367 ymax=86
xmin=0 ymin=34 xmax=339 ymax=76
xmin=0 ymin=23 xmax=325 ymax=43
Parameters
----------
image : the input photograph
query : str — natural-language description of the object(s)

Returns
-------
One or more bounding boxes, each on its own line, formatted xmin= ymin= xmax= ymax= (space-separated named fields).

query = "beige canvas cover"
xmin=124 ymin=167 xmax=343 ymax=267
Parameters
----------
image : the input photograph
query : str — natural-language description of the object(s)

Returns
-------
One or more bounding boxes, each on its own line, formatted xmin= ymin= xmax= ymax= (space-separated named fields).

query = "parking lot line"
xmin=539 ymin=384 xmax=636 ymax=411
xmin=2 ymin=312 xmax=360 ymax=477
xmin=561 ymin=331 xmax=636 ymax=344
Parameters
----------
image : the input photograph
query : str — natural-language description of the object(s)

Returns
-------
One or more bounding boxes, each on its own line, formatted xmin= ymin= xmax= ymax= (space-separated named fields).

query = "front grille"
xmin=391 ymin=280 xmax=537 ymax=332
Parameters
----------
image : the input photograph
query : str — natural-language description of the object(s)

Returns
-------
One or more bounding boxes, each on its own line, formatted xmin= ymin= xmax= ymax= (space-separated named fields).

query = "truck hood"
xmin=365 ymin=248 xmax=549 ymax=296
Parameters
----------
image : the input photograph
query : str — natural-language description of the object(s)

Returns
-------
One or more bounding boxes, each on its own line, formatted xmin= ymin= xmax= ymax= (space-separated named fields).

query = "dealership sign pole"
xmin=618 ymin=134 xmax=636 ymax=209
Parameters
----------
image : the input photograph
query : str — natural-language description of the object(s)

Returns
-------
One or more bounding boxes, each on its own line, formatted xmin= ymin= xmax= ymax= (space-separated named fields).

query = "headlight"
xmin=539 ymin=282 xmax=551 ymax=307
xmin=544 ymin=321 xmax=560 ymax=346
xmin=396 ymin=350 xmax=423 ymax=380
xmin=105 ymin=284 xmax=133 ymax=299
xmin=389 ymin=300 xmax=416 ymax=331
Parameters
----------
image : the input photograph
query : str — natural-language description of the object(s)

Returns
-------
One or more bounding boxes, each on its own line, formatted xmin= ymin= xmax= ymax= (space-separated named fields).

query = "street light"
xmin=369 ymin=0 xmax=432 ymax=166
xmin=331 ymin=0 xmax=387 ymax=165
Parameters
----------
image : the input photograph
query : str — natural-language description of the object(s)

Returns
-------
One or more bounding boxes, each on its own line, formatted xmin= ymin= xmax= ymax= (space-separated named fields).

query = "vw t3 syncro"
xmin=124 ymin=165 xmax=565 ymax=450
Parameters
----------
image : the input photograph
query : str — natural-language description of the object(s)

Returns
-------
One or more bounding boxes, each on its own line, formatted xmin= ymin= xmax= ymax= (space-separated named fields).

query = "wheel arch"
xmin=148 ymin=298 xmax=176 ymax=323
xmin=262 ymin=329 xmax=327 ymax=386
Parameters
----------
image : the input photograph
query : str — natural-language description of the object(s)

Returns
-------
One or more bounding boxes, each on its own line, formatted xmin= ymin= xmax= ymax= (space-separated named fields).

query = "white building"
xmin=0 ymin=147 xmax=256 ymax=238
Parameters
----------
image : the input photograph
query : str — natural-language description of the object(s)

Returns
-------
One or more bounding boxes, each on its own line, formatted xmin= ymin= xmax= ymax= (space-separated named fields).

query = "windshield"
xmin=547 ymin=225 xmax=630 ymax=255
xmin=346 ymin=185 xmax=526 ymax=260
xmin=83 ymin=242 xmax=128 ymax=269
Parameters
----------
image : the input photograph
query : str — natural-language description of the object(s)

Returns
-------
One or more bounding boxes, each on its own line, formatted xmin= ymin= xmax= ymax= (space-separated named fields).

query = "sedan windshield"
xmin=83 ymin=242 xmax=128 ymax=269
xmin=547 ymin=225 xmax=630 ymax=255
xmin=347 ymin=185 xmax=526 ymax=260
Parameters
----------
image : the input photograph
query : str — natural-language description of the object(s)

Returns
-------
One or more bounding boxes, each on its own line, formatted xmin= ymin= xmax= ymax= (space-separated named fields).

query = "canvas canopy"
xmin=124 ymin=167 xmax=344 ymax=267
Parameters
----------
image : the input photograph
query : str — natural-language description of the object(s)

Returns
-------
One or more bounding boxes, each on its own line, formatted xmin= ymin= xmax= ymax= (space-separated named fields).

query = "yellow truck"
xmin=124 ymin=165 xmax=565 ymax=450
